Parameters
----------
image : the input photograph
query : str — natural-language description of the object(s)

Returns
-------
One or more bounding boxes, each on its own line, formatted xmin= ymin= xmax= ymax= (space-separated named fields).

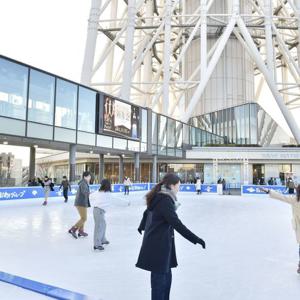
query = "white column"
xmin=81 ymin=0 xmax=102 ymax=85
xmin=212 ymin=159 xmax=218 ymax=184
xmin=162 ymin=0 xmax=172 ymax=115
xmin=120 ymin=0 xmax=136 ymax=101
xmin=243 ymin=158 xmax=249 ymax=185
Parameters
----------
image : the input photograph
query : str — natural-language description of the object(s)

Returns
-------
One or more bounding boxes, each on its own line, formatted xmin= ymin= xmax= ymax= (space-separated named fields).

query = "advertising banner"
xmin=103 ymin=96 xmax=139 ymax=139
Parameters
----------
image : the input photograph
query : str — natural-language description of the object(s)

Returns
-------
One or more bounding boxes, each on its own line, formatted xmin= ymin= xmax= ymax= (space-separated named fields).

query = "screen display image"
xmin=103 ymin=96 xmax=139 ymax=139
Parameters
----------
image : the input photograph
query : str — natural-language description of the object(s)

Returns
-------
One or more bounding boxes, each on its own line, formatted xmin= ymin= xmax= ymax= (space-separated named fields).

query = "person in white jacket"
xmin=89 ymin=179 xmax=130 ymax=251
xmin=195 ymin=178 xmax=202 ymax=195
xmin=261 ymin=186 xmax=300 ymax=274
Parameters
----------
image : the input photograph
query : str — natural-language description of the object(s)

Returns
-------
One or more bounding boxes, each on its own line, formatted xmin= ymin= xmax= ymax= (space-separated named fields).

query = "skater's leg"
xmin=151 ymin=272 xmax=169 ymax=300
xmin=93 ymin=208 xmax=102 ymax=247
xmin=74 ymin=206 xmax=87 ymax=231
xmin=101 ymin=213 xmax=109 ymax=244
xmin=63 ymin=188 xmax=68 ymax=202
xmin=164 ymin=270 xmax=172 ymax=300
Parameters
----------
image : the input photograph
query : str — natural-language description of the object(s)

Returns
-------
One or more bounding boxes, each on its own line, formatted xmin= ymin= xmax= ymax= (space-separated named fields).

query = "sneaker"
xmin=102 ymin=241 xmax=110 ymax=245
xmin=78 ymin=230 xmax=88 ymax=237
xmin=64 ymin=199 xmax=68 ymax=203
xmin=94 ymin=246 xmax=104 ymax=251
xmin=42 ymin=201 xmax=47 ymax=206
xmin=68 ymin=227 xmax=78 ymax=239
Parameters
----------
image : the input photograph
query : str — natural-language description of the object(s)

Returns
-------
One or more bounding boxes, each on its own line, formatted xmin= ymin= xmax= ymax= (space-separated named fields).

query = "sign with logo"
xmin=241 ymin=185 xmax=288 ymax=195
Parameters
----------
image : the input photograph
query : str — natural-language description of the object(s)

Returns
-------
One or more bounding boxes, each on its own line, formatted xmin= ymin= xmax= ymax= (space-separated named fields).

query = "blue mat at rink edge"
xmin=0 ymin=183 xmax=291 ymax=201
xmin=0 ymin=271 xmax=100 ymax=300
xmin=0 ymin=183 xmax=219 ymax=201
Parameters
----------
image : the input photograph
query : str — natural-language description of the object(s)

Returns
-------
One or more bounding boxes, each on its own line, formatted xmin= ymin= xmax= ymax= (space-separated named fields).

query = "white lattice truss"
xmin=81 ymin=0 xmax=300 ymax=143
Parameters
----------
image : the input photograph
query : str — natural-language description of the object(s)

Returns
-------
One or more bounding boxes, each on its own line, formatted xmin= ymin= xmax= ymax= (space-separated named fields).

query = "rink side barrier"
xmin=241 ymin=185 xmax=289 ymax=196
xmin=0 ymin=183 xmax=218 ymax=201
xmin=0 ymin=271 xmax=99 ymax=300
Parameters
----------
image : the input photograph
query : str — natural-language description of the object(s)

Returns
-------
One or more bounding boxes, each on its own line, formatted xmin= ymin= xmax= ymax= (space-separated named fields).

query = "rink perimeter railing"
xmin=0 ymin=183 xmax=291 ymax=201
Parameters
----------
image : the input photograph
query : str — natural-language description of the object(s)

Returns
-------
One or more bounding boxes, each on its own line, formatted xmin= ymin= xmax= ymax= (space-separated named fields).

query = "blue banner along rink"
xmin=0 ymin=183 xmax=218 ymax=201
xmin=241 ymin=185 xmax=288 ymax=195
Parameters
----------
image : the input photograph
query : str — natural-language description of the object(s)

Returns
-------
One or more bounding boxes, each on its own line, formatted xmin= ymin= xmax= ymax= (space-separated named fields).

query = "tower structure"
xmin=81 ymin=0 xmax=300 ymax=144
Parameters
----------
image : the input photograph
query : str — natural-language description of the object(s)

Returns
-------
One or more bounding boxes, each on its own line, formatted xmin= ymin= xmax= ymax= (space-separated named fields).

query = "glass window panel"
xmin=152 ymin=144 xmax=158 ymax=154
xmin=183 ymin=124 xmax=190 ymax=145
xmin=152 ymin=112 xmax=158 ymax=144
xmin=167 ymin=118 xmax=176 ymax=147
xmin=0 ymin=58 xmax=28 ymax=120
xmin=77 ymin=131 xmax=95 ymax=146
xmin=250 ymin=104 xmax=258 ymax=144
xmin=54 ymin=127 xmax=76 ymax=143
xmin=28 ymin=69 xmax=55 ymax=124
xmin=128 ymin=140 xmax=140 ymax=151
xmin=77 ymin=87 xmax=96 ymax=132
xmin=140 ymin=143 xmax=147 ymax=152
xmin=176 ymin=121 xmax=183 ymax=148
xmin=97 ymin=135 xmax=112 ymax=148
xmin=55 ymin=79 xmax=77 ymax=129
xmin=141 ymin=109 xmax=147 ymax=143
xmin=245 ymin=104 xmax=250 ymax=144
xmin=113 ymin=138 xmax=127 ymax=150
xmin=158 ymin=115 xmax=167 ymax=146
xmin=27 ymin=122 xmax=53 ymax=140
xmin=167 ymin=148 xmax=175 ymax=157
xmin=0 ymin=116 xmax=25 ymax=136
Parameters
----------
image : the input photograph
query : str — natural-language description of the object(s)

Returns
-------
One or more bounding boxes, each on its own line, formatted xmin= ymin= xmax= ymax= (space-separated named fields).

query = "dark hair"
xmin=99 ymin=179 xmax=111 ymax=192
xmin=146 ymin=173 xmax=180 ymax=207
xmin=296 ymin=184 xmax=300 ymax=202
xmin=63 ymin=176 xmax=67 ymax=179
xmin=82 ymin=171 xmax=91 ymax=178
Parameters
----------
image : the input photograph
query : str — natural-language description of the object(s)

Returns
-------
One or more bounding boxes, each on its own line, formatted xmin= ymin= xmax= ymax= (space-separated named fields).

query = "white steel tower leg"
xmin=120 ymin=0 xmax=136 ymax=101
xmin=264 ymin=0 xmax=275 ymax=78
xmin=162 ymin=0 xmax=172 ymax=115
xmin=236 ymin=18 xmax=300 ymax=143
xmin=181 ymin=17 xmax=237 ymax=123
xmin=81 ymin=0 xmax=102 ymax=85
xmin=200 ymin=0 xmax=207 ymax=79
xmin=143 ymin=0 xmax=153 ymax=107
xmin=105 ymin=0 xmax=118 ymax=93
xmin=295 ymin=0 xmax=300 ymax=69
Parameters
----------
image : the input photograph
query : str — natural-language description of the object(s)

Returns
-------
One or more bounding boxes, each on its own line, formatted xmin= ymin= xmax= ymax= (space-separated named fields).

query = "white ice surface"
xmin=0 ymin=192 xmax=300 ymax=300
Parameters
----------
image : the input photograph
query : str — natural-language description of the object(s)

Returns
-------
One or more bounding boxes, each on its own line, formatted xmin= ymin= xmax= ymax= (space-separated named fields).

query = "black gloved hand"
xmin=197 ymin=238 xmax=206 ymax=249
xmin=138 ymin=228 xmax=142 ymax=235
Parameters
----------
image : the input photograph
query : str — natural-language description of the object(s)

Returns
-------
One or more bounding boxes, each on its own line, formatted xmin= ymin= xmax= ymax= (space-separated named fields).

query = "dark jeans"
xmin=63 ymin=188 xmax=68 ymax=201
xmin=151 ymin=270 xmax=172 ymax=300
xmin=124 ymin=186 xmax=129 ymax=195
xmin=288 ymin=188 xmax=294 ymax=194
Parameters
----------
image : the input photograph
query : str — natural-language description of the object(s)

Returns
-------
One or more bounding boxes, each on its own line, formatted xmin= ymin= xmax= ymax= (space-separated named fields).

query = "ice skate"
xmin=102 ymin=241 xmax=110 ymax=245
xmin=68 ymin=227 xmax=78 ymax=239
xmin=78 ymin=230 xmax=88 ymax=237
xmin=297 ymin=262 xmax=300 ymax=274
xmin=94 ymin=246 xmax=104 ymax=251
xmin=42 ymin=201 xmax=47 ymax=206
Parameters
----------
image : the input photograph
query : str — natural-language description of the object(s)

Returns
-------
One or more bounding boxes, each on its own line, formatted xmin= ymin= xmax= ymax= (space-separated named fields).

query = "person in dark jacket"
xmin=59 ymin=176 xmax=71 ymax=203
xmin=68 ymin=171 xmax=91 ymax=239
xmin=136 ymin=173 xmax=206 ymax=300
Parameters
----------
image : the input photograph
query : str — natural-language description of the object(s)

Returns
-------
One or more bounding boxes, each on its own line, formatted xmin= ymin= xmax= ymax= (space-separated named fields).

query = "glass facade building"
xmin=0 ymin=55 xmax=223 ymax=157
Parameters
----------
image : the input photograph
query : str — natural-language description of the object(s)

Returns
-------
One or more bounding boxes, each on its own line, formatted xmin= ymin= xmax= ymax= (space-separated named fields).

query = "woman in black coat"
xmin=136 ymin=173 xmax=205 ymax=300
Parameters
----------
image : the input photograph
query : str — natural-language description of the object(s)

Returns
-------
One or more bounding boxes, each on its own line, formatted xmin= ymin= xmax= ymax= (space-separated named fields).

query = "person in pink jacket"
xmin=261 ymin=185 xmax=300 ymax=274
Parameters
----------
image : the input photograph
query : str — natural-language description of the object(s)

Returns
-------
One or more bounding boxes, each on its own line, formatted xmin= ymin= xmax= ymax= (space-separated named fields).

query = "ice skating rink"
xmin=0 ymin=192 xmax=300 ymax=300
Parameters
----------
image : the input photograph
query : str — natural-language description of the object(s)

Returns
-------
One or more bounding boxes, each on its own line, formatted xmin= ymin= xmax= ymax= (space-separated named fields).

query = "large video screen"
xmin=103 ymin=96 xmax=139 ymax=139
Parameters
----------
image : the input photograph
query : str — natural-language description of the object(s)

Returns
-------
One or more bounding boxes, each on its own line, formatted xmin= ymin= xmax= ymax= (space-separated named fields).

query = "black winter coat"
xmin=136 ymin=193 xmax=201 ymax=273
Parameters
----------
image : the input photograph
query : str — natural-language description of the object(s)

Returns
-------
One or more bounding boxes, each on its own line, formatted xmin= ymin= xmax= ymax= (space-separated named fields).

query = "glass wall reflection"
xmin=0 ymin=58 xmax=28 ymax=120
